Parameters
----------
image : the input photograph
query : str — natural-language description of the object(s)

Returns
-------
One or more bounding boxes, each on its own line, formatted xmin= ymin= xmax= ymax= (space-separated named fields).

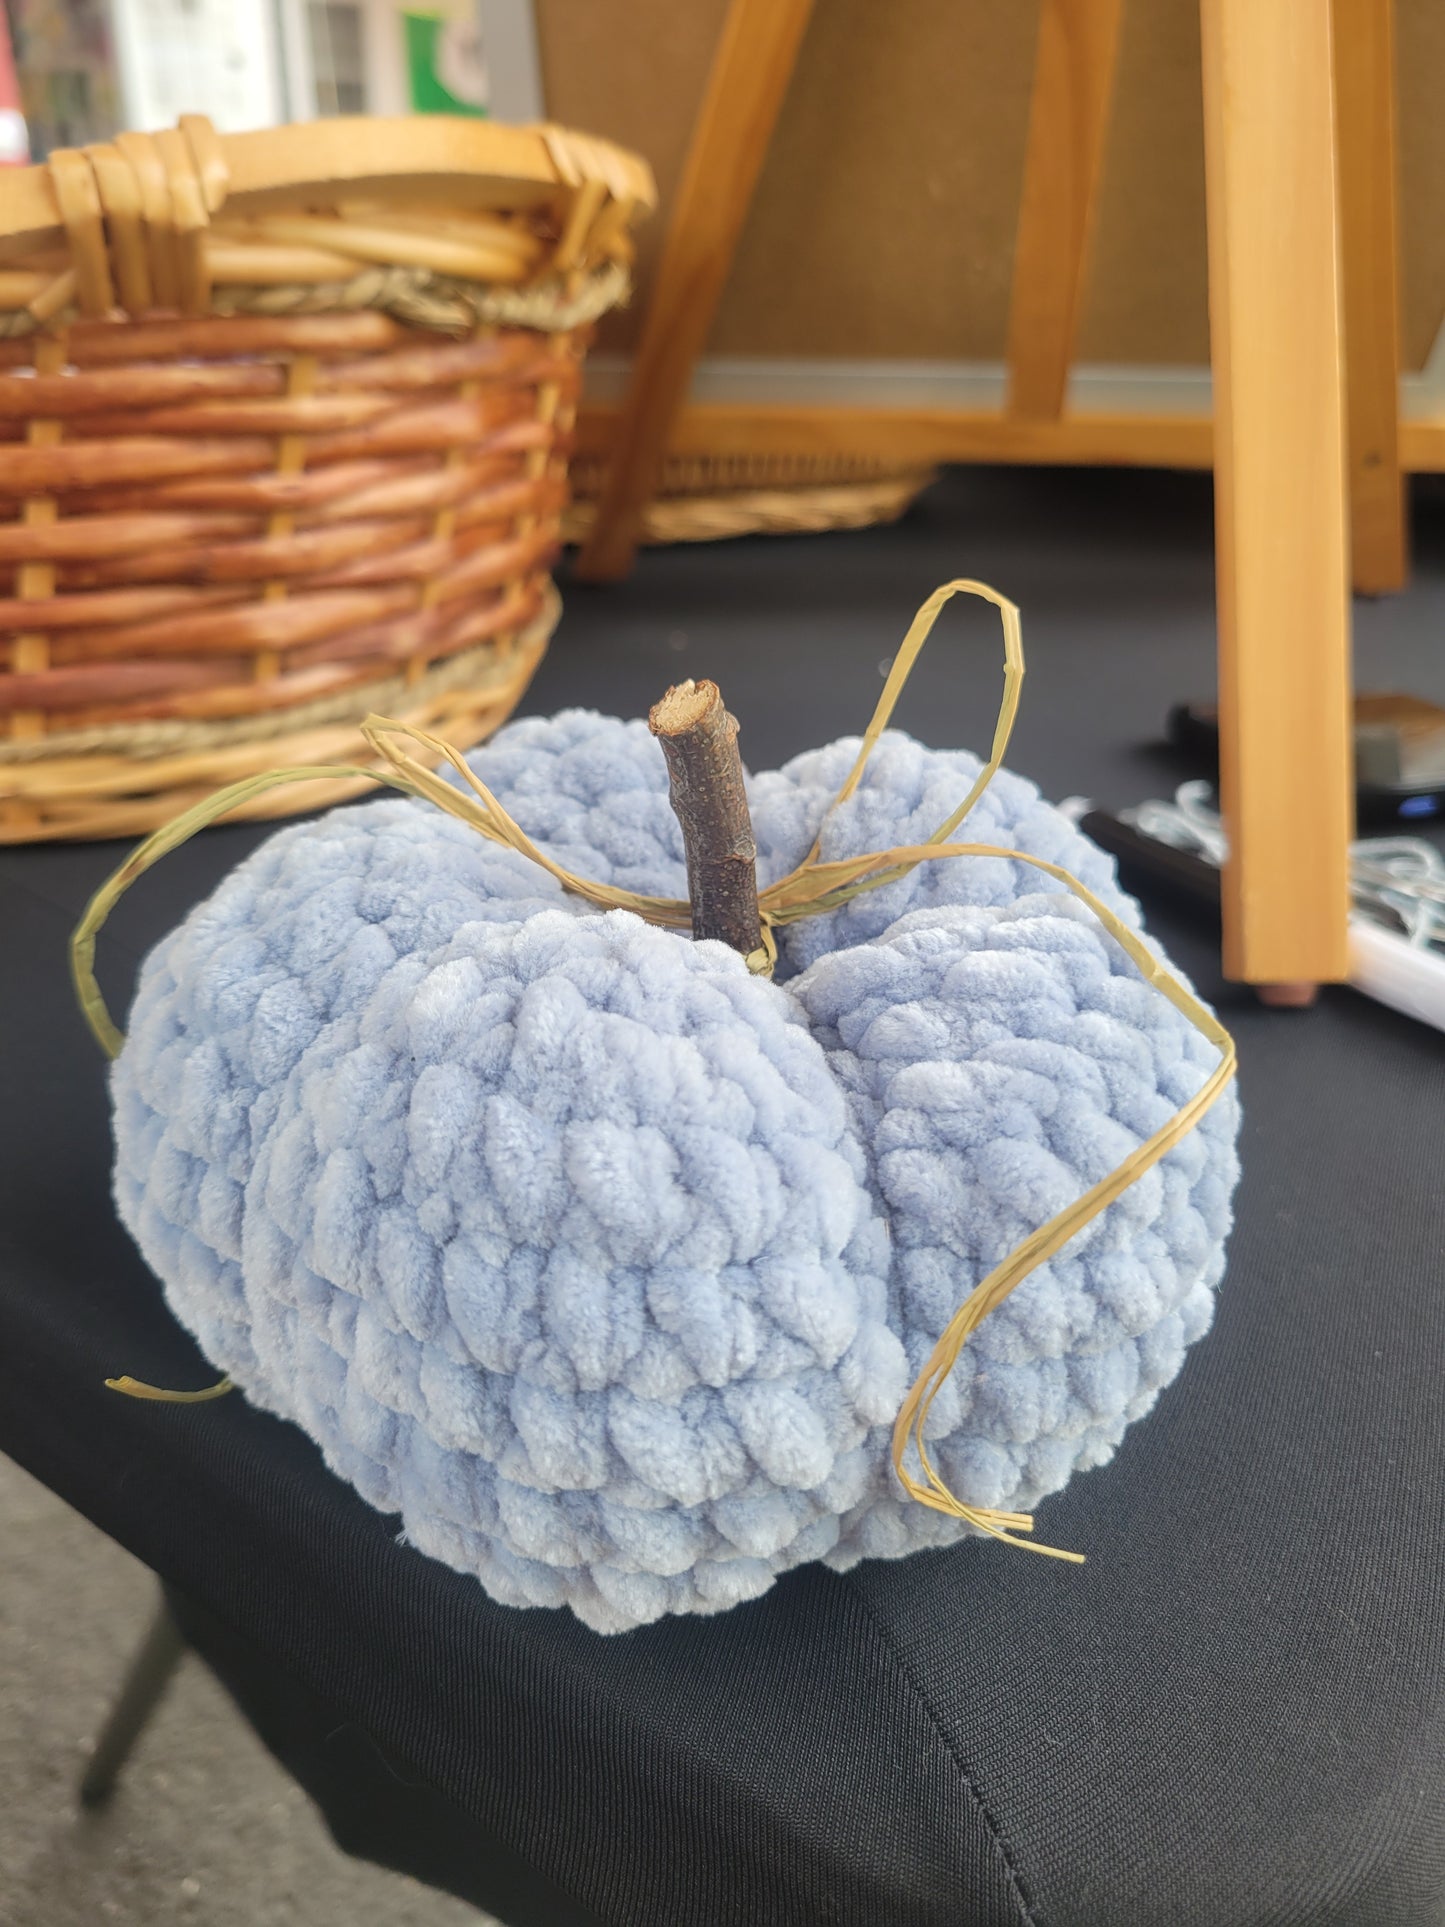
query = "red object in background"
xmin=0 ymin=6 xmax=30 ymax=164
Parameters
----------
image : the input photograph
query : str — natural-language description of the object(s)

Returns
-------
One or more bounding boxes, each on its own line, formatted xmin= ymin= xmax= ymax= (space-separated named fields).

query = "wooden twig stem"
xmin=648 ymin=677 xmax=761 ymax=956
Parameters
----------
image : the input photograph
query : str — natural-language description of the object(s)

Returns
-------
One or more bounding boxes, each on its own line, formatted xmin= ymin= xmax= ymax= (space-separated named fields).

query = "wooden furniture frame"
xmin=576 ymin=0 xmax=1394 ymax=996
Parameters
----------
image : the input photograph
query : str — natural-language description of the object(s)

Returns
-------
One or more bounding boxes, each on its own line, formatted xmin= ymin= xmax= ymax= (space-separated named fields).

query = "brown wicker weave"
xmin=0 ymin=115 xmax=653 ymax=841
xmin=566 ymin=462 xmax=939 ymax=546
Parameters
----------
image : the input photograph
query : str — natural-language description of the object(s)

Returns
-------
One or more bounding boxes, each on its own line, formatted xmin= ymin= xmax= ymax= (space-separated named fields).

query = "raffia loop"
xmin=361 ymin=714 xmax=697 ymax=928
xmin=73 ymin=581 xmax=1235 ymax=1557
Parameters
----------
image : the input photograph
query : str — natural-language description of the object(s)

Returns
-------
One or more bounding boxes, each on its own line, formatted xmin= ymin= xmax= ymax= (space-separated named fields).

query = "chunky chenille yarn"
xmin=112 ymin=710 xmax=1239 ymax=1632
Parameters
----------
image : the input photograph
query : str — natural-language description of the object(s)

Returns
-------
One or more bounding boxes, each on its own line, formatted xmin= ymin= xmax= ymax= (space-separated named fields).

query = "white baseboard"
xmin=585 ymin=335 xmax=1445 ymax=421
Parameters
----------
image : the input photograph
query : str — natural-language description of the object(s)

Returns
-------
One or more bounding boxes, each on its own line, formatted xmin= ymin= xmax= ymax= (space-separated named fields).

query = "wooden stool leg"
xmin=1200 ymin=0 xmax=1353 ymax=995
xmin=572 ymin=0 xmax=815 ymax=584
xmin=1334 ymin=0 xmax=1408 ymax=596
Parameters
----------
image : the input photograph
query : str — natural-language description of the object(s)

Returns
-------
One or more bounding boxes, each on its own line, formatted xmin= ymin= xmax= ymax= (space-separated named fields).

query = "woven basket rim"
xmin=0 ymin=118 xmax=657 ymax=262
xmin=0 ymin=116 xmax=654 ymax=339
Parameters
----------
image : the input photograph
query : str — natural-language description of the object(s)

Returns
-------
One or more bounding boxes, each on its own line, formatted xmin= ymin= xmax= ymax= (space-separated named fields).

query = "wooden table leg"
xmin=572 ymin=0 xmax=815 ymax=584
xmin=1199 ymin=0 xmax=1353 ymax=997
xmin=1006 ymin=0 xmax=1125 ymax=421
xmin=1334 ymin=0 xmax=1408 ymax=596
xmin=78 ymin=1588 xmax=186 ymax=1807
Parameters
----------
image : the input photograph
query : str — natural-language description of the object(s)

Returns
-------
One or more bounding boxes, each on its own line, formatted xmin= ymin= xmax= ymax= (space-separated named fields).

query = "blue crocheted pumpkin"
xmin=111 ymin=709 xmax=1240 ymax=1633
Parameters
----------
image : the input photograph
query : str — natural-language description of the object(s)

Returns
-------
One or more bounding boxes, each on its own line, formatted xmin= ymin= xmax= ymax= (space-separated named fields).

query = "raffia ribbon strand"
xmin=72 ymin=581 xmax=1236 ymax=1556
xmin=104 ymin=1373 xmax=234 ymax=1402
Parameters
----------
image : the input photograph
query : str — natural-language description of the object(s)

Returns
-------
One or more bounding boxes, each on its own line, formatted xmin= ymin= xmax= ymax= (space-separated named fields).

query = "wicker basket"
xmin=0 ymin=115 xmax=653 ymax=841
xmin=566 ymin=452 xmax=939 ymax=546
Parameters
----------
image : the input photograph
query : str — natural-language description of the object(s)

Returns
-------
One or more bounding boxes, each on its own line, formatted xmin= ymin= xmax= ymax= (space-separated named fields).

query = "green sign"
xmin=404 ymin=11 xmax=489 ymax=118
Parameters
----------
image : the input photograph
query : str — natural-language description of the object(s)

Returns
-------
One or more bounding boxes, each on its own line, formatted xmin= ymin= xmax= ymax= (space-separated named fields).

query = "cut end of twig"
xmin=649 ymin=678 xmax=718 ymax=736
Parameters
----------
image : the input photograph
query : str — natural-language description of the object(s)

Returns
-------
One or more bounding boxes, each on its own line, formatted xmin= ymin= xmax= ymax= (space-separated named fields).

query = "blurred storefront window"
xmin=5 ymin=0 xmax=118 ymax=156
xmin=0 ymin=0 xmax=537 ymax=152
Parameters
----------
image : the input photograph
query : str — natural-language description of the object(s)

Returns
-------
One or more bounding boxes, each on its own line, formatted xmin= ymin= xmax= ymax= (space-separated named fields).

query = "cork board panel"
xmin=706 ymin=0 xmax=1038 ymax=359
xmin=538 ymin=0 xmax=1445 ymax=376
xmin=532 ymin=0 xmax=731 ymax=355
xmin=1074 ymin=0 xmax=1209 ymax=366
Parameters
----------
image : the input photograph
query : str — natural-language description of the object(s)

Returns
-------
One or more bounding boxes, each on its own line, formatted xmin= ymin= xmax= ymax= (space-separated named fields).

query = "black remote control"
xmin=1080 ymin=810 xmax=1221 ymax=915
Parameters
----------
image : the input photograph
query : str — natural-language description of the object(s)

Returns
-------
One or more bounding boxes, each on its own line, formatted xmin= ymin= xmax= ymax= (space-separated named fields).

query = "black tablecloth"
xmin=4 ymin=472 xmax=1444 ymax=1925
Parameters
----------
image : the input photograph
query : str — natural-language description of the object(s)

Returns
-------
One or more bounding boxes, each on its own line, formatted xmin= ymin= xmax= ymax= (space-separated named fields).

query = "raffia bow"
xmin=72 ymin=581 xmax=1236 ymax=1562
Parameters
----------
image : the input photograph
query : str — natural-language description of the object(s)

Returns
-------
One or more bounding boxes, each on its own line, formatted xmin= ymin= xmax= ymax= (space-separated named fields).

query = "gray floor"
xmin=0 ymin=1453 xmax=496 ymax=1923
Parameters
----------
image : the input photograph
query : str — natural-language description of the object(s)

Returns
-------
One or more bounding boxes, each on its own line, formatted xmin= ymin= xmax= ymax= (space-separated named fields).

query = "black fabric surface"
xmin=4 ymin=468 xmax=1445 ymax=1925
